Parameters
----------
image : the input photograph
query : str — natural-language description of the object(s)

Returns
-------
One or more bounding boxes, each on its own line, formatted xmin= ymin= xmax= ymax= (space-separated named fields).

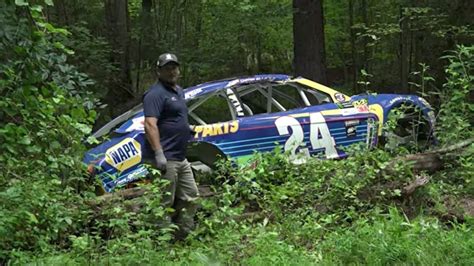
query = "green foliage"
xmin=336 ymin=1 xmax=474 ymax=91
xmin=58 ymin=24 xmax=118 ymax=100
xmin=4 ymin=45 xmax=474 ymax=263
xmin=1 ymin=1 xmax=473 ymax=264
xmin=437 ymin=45 xmax=474 ymax=144
xmin=11 ymin=145 xmax=474 ymax=264
xmin=0 ymin=2 xmax=97 ymax=261
xmin=318 ymin=208 xmax=474 ymax=264
xmin=431 ymin=45 xmax=474 ymax=195
xmin=200 ymin=146 xmax=413 ymax=240
xmin=182 ymin=0 xmax=293 ymax=84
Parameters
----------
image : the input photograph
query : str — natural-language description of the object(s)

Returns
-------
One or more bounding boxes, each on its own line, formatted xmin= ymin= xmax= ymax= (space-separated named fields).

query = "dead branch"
xmin=385 ymin=138 xmax=473 ymax=174
xmin=402 ymin=175 xmax=430 ymax=196
xmin=88 ymin=184 xmax=216 ymax=208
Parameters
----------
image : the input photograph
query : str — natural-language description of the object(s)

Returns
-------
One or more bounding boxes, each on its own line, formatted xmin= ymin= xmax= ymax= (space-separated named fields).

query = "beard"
xmin=159 ymin=77 xmax=178 ymax=87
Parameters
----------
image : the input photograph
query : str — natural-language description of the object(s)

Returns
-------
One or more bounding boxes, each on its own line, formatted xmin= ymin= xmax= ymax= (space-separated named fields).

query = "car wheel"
xmin=381 ymin=105 xmax=433 ymax=152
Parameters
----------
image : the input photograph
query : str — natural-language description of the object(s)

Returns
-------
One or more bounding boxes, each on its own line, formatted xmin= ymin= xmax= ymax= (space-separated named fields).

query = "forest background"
xmin=0 ymin=0 xmax=473 ymax=264
xmin=33 ymin=0 xmax=474 ymax=124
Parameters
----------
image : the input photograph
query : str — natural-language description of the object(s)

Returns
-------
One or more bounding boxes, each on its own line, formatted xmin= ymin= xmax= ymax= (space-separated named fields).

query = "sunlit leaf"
xmin=15 ymin=0 xmax=28 ymax=6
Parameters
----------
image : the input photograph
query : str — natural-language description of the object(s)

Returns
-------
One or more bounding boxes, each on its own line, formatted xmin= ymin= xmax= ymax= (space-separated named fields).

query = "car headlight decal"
xmin=105 ymin=138 xmax=142 ymax=172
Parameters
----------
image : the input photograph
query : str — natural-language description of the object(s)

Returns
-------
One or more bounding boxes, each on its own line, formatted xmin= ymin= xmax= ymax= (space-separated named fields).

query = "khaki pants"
xmin=159 ymin=159 xmax=199 ymax=238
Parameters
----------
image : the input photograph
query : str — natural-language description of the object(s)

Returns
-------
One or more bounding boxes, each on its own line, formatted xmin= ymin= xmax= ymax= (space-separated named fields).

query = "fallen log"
xmin=386 ymin=139 xmax=473 ymax=222
xmin=383 ymin=138 xmax=473 ymax=198
xmin=385 ymin=138 xmax=473 ymax=174
xmin=436 ymin=196 xmax=474 ymax=223
xmin=88 ymin=184 xmax=216 ymax=208
xmin=96 ymin=186 xmax=147 ymax=202
xmin=402 ymin=174 xmax=430 ymax=196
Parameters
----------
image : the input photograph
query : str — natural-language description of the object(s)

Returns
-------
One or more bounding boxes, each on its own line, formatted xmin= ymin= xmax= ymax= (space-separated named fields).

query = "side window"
xmin=239 ymin=85 xmax=268 ymax=115
xmin=238 ymin=83 xmax=306 ymax=115
xmin=187 ymin=93 xmax=233 ymax=125
xmin=227 ymin=82 xmax=335 ymax=118
xmin=302 ymin=88 xmax=332 ymax=105
xmin=271 ymin=84 xmax=305 ymax=110
xmin=92 ymin=103 xmax=144 ymax=138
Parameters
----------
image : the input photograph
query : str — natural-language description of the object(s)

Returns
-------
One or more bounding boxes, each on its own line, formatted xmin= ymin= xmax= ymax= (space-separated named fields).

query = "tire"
xmin=381 ymin=105 xmax=433 ymax=152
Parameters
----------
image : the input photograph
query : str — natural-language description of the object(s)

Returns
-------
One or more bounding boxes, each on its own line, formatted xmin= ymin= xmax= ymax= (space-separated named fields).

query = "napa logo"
xmin=105 ymin=138 xmax=141 ymax=172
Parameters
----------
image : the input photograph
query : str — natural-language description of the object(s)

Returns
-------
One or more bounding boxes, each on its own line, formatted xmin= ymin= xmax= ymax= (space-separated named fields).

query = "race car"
xmin=83 ymin=74 xmax=436 ymax=193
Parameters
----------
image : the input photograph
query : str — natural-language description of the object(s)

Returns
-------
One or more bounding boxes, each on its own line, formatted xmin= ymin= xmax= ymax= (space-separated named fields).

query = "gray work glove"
xmin=154 ymin=148 xmax=167 ymax=172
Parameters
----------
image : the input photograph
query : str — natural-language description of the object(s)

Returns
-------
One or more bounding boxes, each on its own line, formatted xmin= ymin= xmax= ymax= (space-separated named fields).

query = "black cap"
xmin=156 ymin=53 xmax=180 ymax=67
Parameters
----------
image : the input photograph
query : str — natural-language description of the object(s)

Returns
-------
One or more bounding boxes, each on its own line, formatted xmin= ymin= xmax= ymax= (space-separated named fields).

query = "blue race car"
xmin=84 ymin=74 xmax=436 ymax=193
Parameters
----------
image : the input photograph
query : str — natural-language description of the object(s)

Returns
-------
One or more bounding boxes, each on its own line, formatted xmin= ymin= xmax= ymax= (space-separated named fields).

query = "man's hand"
xmin=154 ymin=149 xmax=167 ymax=172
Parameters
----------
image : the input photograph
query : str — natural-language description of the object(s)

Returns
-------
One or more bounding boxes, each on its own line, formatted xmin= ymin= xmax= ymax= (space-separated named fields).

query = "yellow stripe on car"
xmin=293 ymin=78 xmax=351 ymax=102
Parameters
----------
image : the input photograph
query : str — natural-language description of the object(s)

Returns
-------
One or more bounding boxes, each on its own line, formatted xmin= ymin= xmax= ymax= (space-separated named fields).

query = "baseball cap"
xmin=156 ymin=53 xmax=180 ymax=67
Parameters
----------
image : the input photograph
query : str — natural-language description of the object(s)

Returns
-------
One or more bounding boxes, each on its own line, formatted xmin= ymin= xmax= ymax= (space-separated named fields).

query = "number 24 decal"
xmin=275 ymin=112 xmax=338 ymax=162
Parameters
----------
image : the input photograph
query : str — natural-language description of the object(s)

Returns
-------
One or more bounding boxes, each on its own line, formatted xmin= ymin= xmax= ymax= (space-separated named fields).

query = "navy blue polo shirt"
xmin=143 ymin=81 xmax=190 ymax=161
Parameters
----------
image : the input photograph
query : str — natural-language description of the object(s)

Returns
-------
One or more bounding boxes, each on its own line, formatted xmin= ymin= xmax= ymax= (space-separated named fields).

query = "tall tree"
xmin=348 ymin=0 xmax=357 ymax=92
xmin=399 ymin=6 xmax=409 ymax=92
xmin=361 ymin=0 xmax=369 ymax=73
xmin=293 ymin=0 xmax=327 ymax=84
xmin=135 ymin=0 xmax=153 ymax=92
xmin=104 ymin=0 xmax=134 ymax=115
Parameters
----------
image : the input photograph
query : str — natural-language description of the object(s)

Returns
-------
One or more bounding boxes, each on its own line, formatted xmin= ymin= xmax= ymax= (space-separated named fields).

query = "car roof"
xmin=92 ymin=74 xmax=292 ymax=138
xmin=184 ymin=74 xmax=291 ymax=100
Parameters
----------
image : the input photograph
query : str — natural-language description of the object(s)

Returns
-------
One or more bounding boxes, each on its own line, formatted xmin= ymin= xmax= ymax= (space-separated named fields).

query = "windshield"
xmin=92 ymin=103 xmax=144 ymax=138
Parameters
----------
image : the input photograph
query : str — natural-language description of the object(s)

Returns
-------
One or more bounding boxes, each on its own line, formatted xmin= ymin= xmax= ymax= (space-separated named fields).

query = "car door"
xmin=214 ymin=82 xmax=316 ymax=164
xmin=232 ymin=82 xmax=378 ymax=164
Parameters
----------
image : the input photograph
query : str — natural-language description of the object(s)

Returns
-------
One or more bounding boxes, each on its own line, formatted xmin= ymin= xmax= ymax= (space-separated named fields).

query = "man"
xmin=143 ymin=53 xmax=198 ymax=239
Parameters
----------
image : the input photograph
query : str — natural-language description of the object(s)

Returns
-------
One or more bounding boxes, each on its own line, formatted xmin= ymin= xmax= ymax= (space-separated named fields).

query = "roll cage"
xmin=188 ymin=81 xmax=332 ymax=125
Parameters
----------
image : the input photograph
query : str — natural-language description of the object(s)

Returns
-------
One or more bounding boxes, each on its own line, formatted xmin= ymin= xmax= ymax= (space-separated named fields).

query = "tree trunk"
xmin=408 ymin=26 xmax=415 ymax=94
xmin=349 ymin=0 xmax=358 ymax=92
xmin=53 ymin=0 xmax=70 ymax=26
xmin=361 ymin=0 xmax=369 ymax=73
xmin=135 ymin=0 xmax=153 ymax=92
xmin=293 ymin=0 xmax=327 ymax=84
xmin=104 ymin=0 xmax=134 ymax=114
xmin=152 ymin=0 xmax=160 ymax=42
xmin=399 ymin=6 xmax=409 ymax=93
xmin=194 ymin=1 xmax=203 ymax=49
